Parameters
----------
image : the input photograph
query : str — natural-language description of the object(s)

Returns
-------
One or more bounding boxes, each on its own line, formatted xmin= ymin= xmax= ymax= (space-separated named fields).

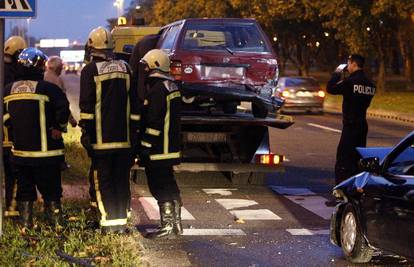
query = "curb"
xmin=324 ymin=105 xmax=414 ymax=125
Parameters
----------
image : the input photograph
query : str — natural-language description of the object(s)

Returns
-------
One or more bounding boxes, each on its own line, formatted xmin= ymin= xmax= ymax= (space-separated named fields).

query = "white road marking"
xmin=270 ymin=186 xmax=316 ymax=196
xmin=307 ymin=123 xmax=341 ymax=133
xmin=271 ymin=186 xmax=334 ymax=220
xmin=145 ymin=228 xmax=246 ymax=236
xmin=286 ymin=228 xmax=329 ymax=236
xmin=215 ymin=199 xmax=258 ymax=210
xmin=138 ymin=197 xmax=195 ymax=220
xmin=202 ymin=188 xmax=238 ymax=196
xmin=230 ymin=209 xmax=282 ymax=220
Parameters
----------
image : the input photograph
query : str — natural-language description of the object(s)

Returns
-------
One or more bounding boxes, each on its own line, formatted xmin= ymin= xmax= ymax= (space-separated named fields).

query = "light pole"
xmin=113 ymin=0 xmax=124 ymax=17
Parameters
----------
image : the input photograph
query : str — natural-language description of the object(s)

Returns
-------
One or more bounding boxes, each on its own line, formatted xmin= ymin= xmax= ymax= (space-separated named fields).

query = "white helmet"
xmin=4 ymin=36 xmax=27 ymax=56
xmin=87 ymin=26 xmax=114 ymax=50
xmin=141 ymin=49 xmax=170 ymax=73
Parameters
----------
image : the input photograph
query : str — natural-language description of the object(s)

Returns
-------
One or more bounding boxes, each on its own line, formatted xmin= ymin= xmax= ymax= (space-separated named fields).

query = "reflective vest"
xmin=79 ymin=59 xmax=139 ymax=153
xmin=4 ymin=80 xmax=70 ymax=165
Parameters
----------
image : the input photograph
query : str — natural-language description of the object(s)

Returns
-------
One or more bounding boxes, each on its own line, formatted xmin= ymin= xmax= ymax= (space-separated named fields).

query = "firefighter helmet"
xmin=141 ymin=49 xmax=170 ymax=73
xmin=87 ymin=26 xmax=114 ymax=50
xmin=18 ymin=48 xmax=48 ymax=69
xmin=4 ymin=36 xmax=27 ymax=56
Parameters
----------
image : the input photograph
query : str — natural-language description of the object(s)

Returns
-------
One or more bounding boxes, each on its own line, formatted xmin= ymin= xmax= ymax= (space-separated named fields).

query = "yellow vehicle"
xmin=111 ymin=26 xmax=161 ymax=60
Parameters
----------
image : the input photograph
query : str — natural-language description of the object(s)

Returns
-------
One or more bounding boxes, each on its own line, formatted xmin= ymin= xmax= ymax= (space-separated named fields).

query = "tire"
xmin=252 ymin=104 xmax=268 ymax=118
xmin=340 ymin=204 xmax=374 ymax=263
xmin=223 ymin=102 xmax=237 ymax=114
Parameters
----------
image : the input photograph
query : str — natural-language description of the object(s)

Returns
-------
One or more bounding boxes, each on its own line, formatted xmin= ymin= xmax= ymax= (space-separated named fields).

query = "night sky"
xmin=5 ymin=0 xmax=133 ymax=42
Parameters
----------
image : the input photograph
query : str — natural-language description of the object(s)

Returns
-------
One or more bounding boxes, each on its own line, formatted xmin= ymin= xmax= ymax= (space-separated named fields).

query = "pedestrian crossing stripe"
xmin=270 ymin=186 xmax=334 ymax=220
xmin=215 ymin=199 xmax=258 ymax=210
xmin=0 ymin=0 xmax=33 ymax=12
xmin=230 ymin=209 xmax=282 ymax=220
xmin=286 ymin=228 xmax=329 ymax=236
xmin=202 ymin=188 xmax=237 ymax=196
xmin=138 ymin=197 xmax=195 ymax=220
xmin=145 ymin=228 xmax=246 ymax=236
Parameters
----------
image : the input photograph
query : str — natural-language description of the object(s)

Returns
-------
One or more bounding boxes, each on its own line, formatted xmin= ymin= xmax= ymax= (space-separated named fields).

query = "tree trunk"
xmin=376 ymin=58 xmax=386 ymax=94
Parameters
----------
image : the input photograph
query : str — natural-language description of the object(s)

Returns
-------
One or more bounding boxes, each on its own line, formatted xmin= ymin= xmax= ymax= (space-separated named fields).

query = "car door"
xmin=378 ymin=136 xmax=414 ymax=258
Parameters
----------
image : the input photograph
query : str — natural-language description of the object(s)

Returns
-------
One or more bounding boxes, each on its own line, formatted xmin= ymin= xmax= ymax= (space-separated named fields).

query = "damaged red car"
xmin=330 ymin=131 xmax=414 ymax=263
xmin=156 ymin=18 xmax=283 ymax=118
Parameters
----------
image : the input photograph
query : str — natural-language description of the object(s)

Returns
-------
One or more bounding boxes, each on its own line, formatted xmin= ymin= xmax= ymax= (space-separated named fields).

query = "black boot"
xmin=17 ymin=201 xmax=33 ymax=229
xmin=173 ymin=200 xmax=183 ymax=235
xmin=44 ymin=201 xmax=63 ymax=227
xmin=146 ymin=202 xmax=175 ymax=239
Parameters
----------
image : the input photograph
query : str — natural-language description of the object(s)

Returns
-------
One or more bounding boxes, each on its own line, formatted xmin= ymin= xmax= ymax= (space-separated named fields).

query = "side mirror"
xmin=359 ymin=157 xmax=381 ymax=173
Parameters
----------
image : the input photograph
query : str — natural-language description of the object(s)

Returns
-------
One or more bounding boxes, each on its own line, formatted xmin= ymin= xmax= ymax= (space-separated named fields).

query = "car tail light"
xmin=170 ymin=60 xmax=182 ymax=80
xmin=255 ymin=154 xmax=284 ymax=165
xmin=318 ymin=90 xmax=325 ymax=98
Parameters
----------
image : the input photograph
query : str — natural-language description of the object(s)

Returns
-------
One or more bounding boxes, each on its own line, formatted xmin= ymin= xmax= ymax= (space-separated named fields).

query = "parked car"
xmin=275 ymin=76 xmax=325 ymax=114
xmin=330 ymin=131 xmax=414 ymax=263
xmin=155 ymin=18 xmax=283 ymax=118
xmin=64 ymin=62 xmax=81 ymax=75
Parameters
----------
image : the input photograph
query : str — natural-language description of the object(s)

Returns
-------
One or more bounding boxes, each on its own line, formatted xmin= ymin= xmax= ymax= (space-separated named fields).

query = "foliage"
xmin=0 ymin=201 xmax=143 ymax=266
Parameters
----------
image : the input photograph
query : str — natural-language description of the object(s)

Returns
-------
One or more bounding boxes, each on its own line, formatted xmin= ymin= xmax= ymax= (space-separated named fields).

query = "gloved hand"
xmin=138 ymin=148 xmax=151 ymax=165
xmin=80 ymin=130 xmax=93 ymax=157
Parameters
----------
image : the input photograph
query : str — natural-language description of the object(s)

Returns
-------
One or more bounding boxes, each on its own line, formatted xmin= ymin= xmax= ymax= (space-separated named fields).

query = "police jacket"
xmin=79 ymin=57 xmax=139 ymax=154
xmin=4 ymin=74 xmax=70 ymax=165
xmin=140 ymin=72 xmax=181 ymax=167
xmin=327 ymin=70 xmax=375 ymax=123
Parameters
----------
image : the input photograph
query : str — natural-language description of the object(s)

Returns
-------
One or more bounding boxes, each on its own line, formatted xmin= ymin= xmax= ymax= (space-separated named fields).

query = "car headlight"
xmin=332 ymin=189 xmax=347 ymax=201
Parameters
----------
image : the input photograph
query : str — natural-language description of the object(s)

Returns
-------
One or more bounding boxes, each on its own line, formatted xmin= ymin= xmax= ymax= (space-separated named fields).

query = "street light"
xmin=113 ymin=0 xmax=124 ymax=17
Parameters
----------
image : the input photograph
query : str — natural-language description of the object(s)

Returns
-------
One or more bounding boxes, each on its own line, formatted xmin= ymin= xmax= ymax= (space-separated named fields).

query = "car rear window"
xmin=180 ymin=22 xmax=270 ymax=53
xmin=285 ymin=78 xmax=319 ymax=87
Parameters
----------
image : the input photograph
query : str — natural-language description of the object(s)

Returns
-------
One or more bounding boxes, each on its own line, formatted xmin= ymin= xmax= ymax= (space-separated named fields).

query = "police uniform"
xmin=4 ymin=60 xmax=70 ymax=227
xmin=79 ymin=58 xmax=139 ymax=231
xmin=327 ymin=69 xmax=375 ymax=184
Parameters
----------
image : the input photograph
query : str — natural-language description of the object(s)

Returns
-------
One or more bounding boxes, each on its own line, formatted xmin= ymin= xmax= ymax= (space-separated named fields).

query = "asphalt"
xmin=62 ymin=73 xmax=414 ymax=267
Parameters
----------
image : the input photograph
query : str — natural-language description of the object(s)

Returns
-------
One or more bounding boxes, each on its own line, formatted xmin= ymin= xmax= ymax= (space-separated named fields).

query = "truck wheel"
xmin=340 ymin=204 xmax=374 ymax=263
xmin=252 ymin=104 xmax=268 ymax=118
xmin=223 ymin=102 xmax=237 ymax=114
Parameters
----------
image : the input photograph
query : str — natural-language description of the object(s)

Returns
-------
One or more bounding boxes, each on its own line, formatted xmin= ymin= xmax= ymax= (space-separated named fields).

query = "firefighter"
xmin=326 ymin=54 xmax=375 ymax=205
xmin=4 ymin=48 xmax=70 ymax=228
xmin=3 ymin=36 xmax=27 ymax=219
xmin=139 ymin=49 xmax=182 ymax=239
xmin=79 ymin=26 xmax=139 ymax=233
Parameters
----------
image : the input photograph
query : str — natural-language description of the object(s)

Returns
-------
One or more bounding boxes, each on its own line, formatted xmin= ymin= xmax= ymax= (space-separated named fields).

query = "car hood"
xmin=356 ymin=147 xmax=392 ymax=162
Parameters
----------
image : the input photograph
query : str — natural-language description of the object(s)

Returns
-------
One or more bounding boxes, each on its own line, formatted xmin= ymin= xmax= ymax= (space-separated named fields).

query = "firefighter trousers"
xmin=15 ymin=163 xmax=62 ymax=202
xmin=4 ymin=149 xmax=18 ymax=215
xmin=335 ymin=120 xmax=368 ymax=185
xmin=145 ymin=166 xmax=181 ymax=204
xmin=92 ymin=151 xmax=131 ymax=228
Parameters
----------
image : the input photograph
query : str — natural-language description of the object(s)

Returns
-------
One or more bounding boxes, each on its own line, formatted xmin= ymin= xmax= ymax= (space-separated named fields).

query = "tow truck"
xmin=112 ymin=25 xmax=294 ymax=185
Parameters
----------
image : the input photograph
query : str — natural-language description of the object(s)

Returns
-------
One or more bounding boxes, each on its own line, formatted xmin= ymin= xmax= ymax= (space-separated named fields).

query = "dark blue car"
xmin=330 ymin=131 xmax=414 ymax=263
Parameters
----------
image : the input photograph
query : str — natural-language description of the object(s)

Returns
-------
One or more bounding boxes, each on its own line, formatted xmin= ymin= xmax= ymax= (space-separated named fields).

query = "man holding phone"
xmin=326 ymin=54 xmax=376 ymax=206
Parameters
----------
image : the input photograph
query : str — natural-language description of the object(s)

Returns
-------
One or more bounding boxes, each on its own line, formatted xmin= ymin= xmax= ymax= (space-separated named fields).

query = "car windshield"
xmin=388 ymin=142 xmax=414 ymax=176
xmin=180 ymin=22 xmax=270 ymax=53
xmin=285 ymin=78 xmax=320 ymax=87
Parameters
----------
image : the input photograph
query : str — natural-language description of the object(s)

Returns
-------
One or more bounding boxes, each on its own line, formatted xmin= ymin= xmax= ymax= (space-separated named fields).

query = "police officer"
xmin=3 ymin=36 xmax=27 ymax=218
xmin=139 ymin=49 xmax=182 ymax=239
xmin=326 ymin=54 xmax=375 ymax=203
xmin=79 ymin=26 xmax=139 ymax=233
xmin=4 ymin=48 xmax=70 ymax=228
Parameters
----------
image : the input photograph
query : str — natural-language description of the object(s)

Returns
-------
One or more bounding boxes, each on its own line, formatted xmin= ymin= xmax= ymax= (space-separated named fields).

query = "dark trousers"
xmin=145 ymin=166 xmax=181 ymax=204
xmin=4 ymin=150 xmax=18 ymax=212
xmin=92 ymin=152 xmax=131 ymax=227
xmin=335 ymin=120 xmax=368 ymax=184
xmin=15 ymin=163 xmax=62 ymax=202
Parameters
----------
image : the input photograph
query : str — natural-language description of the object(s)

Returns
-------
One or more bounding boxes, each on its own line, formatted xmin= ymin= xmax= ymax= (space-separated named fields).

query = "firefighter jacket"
xmin=327 ymin=70 xmax=375 ymax=123
xmin=4 ymin=79 xmax=70 ymax=165
xmin=79 ymin=58 xmax=139 ymax=154
xmin=140 ymin=72 xmax=181 ymax=167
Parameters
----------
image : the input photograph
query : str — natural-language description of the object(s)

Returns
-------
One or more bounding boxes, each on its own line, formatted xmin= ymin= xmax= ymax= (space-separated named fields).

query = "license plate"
xmin=201 ymin=66 xmax=245 ymax=79
xmin=296 ymin=91 xmax=313 ymax=97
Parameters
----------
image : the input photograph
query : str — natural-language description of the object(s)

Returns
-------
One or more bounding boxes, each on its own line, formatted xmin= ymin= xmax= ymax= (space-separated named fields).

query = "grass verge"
xmin=0 ymin=201 xmax=143 ymax=266
xmin=325 ymin=92 xmax=414 ymax=116
xmin=62 ymin=126 xmax=90 ymax=184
